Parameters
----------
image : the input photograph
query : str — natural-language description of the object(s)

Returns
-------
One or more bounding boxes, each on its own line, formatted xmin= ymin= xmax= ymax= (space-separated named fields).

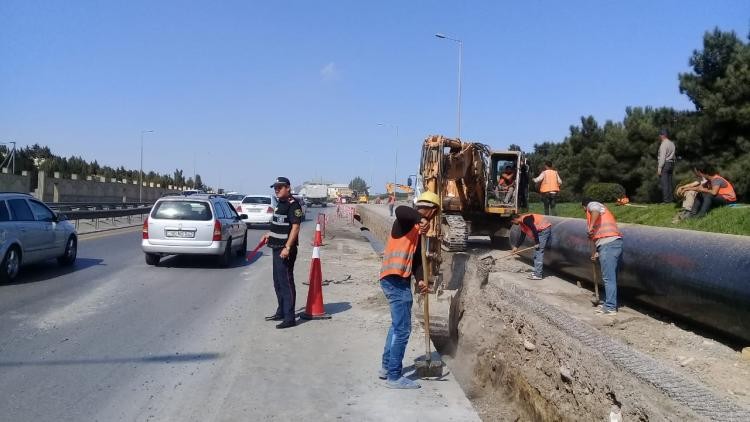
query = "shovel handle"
xmin=421 ymin=235 xmax=431 ymax=360
xmin=497 ymin=244 xmax=537 ymax=260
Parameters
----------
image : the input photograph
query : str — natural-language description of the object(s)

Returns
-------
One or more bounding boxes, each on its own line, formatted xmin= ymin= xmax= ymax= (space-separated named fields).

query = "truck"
xmin=303 ymin=184 xmax=329 ymax=207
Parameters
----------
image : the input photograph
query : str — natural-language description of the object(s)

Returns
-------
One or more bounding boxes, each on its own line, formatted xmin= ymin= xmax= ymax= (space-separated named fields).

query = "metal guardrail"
xmin=58 ymin=205 xmax=153 ymax=232
xmin=48 ymin=202 xmax=152 ymax=211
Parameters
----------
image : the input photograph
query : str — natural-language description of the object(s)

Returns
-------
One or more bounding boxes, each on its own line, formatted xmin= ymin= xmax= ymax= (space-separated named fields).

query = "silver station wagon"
xmin=142 ymin=195 xmax=248 ymax=266
xmin=0 ymin=193 xmax=78 ymax=282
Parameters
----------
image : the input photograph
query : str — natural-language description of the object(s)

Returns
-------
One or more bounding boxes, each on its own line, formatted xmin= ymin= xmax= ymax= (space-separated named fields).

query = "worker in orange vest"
xmin=533 ymin=161 xmax=562 ymax=215
xmin=378 ymin=191 xmax=440 ymax=389
xmin=582 ymin=198 xmax=623 ymax=316
xmin=511 ymin=213 xmax=552 ymax=280
xmin=684 ymin=164 xmax=737 ymax=218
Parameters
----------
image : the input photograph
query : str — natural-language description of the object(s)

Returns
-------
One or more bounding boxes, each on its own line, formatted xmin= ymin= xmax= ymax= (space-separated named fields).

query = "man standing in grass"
xmin=582 ymin=198 xmax=623 ymax=316
xmin=657 ymin=129 xmax=676 ymax=203
xmin=534 ymin=161 xmax=562 ymax=215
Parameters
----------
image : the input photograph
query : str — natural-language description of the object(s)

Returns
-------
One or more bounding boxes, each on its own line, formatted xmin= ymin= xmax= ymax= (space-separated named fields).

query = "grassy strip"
xmin=526 ymin=202 xmax=750 ymax=236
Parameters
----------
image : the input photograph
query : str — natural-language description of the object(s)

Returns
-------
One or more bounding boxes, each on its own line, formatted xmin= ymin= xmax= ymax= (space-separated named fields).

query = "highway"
xmin=0 ymin=215 xmax=294 ymax=421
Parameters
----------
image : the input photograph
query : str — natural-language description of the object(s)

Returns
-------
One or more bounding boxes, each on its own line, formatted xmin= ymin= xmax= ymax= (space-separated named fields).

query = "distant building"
xmin=328 ymin=184 xmax=352 ymax=198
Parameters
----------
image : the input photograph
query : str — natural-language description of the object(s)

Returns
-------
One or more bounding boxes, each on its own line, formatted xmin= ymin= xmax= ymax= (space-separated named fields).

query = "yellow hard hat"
xmin=416 ymin=191 xmax=441 ymax=209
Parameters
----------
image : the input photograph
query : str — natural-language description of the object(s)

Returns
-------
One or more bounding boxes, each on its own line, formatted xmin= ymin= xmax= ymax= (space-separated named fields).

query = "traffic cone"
xmin=311 ymin=223 xmax=323 ymax=246
xmin=300 ymin=245 xmax=331 ymax=320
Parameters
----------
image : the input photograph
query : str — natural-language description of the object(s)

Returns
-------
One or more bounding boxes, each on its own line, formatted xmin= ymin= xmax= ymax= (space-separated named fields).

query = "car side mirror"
xmin=407 ymin=178 xmax=412 ymax=187
xmin=240 ymin=214 xmax=248 ymax=220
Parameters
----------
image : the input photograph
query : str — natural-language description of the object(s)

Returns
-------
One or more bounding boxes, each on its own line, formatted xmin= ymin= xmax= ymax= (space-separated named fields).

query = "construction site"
xmin=350 ymin=134 xmax=750 ymax=421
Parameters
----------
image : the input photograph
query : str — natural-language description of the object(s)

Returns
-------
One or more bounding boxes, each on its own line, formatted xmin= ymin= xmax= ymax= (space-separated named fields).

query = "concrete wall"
xmin=0 ymin=172 xmax=32 ymax=194
xmin=35 ymin=172 xmax=180 ymax=202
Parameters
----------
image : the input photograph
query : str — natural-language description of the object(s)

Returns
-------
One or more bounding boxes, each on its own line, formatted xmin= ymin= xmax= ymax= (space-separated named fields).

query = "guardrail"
xmin=49 ymin=202 xmax=152 ymax=211
xmin=59 ymin=206 xmax=153 ymax=232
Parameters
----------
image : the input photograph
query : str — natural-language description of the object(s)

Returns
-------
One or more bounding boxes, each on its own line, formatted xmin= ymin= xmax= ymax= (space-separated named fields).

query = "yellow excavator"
xmin=385 ymin=183 xmax=414 ymax=195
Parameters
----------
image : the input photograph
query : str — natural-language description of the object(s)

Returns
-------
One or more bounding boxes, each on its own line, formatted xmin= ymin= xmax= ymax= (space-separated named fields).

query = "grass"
xmin=526 ymin=202 xmax=750 ymax=236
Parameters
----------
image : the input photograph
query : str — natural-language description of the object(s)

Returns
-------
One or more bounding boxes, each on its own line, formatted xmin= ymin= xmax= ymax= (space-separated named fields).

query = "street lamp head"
xmin=435 ymin=33 xmax=446 ymax=39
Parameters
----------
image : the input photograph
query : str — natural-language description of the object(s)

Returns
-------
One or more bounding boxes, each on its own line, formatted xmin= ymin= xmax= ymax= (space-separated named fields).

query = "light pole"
xmin=139 ymin=130 xmax=154 ymax=202
xmin=0 ymin=141 xmax=16 ymax=174
xmin=435 ymin=33 xmax=463 ymax=140
xmin=377 ymin=123 xmax=399 ymax=186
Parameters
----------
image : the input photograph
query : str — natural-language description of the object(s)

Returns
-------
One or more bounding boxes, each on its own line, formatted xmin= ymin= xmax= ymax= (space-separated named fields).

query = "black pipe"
xmin=511 ymin=216 xmax=750 ymax=344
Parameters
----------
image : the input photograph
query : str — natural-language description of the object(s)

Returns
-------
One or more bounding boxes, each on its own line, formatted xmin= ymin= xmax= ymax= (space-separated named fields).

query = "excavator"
xmin=385 ymin=182 xmax=414 ymax=195
xmin=415 ymin=134 xmax=525 ymax=341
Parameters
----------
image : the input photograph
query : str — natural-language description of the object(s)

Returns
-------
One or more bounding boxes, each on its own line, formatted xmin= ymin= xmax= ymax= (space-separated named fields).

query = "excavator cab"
xmin=486 ymin=151 xmax=522 ymax=216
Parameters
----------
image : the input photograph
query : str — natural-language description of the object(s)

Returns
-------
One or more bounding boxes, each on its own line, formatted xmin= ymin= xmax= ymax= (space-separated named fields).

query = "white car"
xmin=225 ymin=194 xmax=245 ymax=212
xmin=142 ymin=195 xmax=248 ymax=267
xmin=237 ymin=195 xmax=278 ymax=227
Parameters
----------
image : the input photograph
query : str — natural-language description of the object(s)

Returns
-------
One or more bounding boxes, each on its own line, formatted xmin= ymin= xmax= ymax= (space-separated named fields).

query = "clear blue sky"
xmin=1 ymin=1 xmax=748 ymax=194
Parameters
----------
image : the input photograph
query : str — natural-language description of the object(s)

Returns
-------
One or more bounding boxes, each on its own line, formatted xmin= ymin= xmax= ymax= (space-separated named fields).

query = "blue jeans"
xmin=380 ymin=275 xmax=413 ymax=381
xmin=533 ymin=228 xmax=551 ymax=277
xmin=598 ymin=238 xmax=623 ymax=311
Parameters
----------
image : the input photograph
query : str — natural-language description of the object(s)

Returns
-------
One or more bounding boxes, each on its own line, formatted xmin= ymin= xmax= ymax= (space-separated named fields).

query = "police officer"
xmin=262 ymin=177 xmax=303 ymax=329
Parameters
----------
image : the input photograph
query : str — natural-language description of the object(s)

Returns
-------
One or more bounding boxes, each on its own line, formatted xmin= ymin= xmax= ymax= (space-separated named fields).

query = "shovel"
xmin=415 ymin=235 xmax=444 ymax=378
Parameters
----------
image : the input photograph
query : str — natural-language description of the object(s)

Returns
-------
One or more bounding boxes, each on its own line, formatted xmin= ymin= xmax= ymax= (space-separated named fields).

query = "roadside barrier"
xmin=336 ymin=205 xmax=356 ymax=224
xmin=300 ymin=244 xmax=331 ymax=320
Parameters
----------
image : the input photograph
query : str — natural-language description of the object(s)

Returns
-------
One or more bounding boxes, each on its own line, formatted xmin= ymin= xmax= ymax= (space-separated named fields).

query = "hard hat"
xmin=416 ymin=191 xmax=441 ymax=209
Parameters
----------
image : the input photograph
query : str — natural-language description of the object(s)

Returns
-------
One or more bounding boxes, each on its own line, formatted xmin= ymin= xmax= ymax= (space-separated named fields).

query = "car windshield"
xmin=242 ymin=196 xmax=272 ymax=204
xmin=226 ymin=194 xmax=244 ymax=201
xmin=152 ymin=201 xmax=212 ymax=220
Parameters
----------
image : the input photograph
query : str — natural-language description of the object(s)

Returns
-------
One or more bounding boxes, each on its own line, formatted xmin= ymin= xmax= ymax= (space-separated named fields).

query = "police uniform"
xmin=267 ymin=177 xmax=303 ymax=326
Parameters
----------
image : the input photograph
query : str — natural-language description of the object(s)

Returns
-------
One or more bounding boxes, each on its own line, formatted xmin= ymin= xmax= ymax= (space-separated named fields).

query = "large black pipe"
xmin=511 ymin=216 xmax=750 ymax=344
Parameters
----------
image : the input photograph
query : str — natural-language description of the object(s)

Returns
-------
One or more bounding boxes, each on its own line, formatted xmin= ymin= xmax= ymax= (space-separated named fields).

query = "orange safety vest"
xmin=711 ymin=175 xmax=737 ymax=202
xmin=539 ymin=169 xmax=560 ymax=193
xmin=586 ymin=206 xmax=622 ymax=240
xmin=518 ymin=214 xmax=551 ymax=239
xmin=380 ymin=225 xmax=420 ymax=279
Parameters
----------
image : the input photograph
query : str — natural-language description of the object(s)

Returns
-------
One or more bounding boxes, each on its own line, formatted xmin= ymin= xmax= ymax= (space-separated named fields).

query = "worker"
xmin=378 ymin=191 xmax=440 ymax=389
xmin=657 ymin=129 xmax=676 ymax=203
xmin=518 ymin=159 xmax=530 ymax=209
xmin=497 ymin=166 xmax=516 ymax=204
xmin=533 ymin=161 xmax=562 ymax=216
xmin=672 ymin=175 xmax=710 ymax=223
xmin=262 ymin=177 xmax=303 ymax=329
xmin=582 ymin=198 xmax=623 ymax=316
xmin=387 ymin=193 xmax=396 ymax=217
xmin=684 ymin=165 xmax=737 ymax=217
xmin=511 ymin=213 xmax=552 ymax=280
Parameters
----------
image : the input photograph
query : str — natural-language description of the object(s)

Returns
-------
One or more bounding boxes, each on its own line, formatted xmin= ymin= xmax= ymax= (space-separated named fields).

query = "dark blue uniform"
xmin=268 ymin=196 xmax=303 ymax=323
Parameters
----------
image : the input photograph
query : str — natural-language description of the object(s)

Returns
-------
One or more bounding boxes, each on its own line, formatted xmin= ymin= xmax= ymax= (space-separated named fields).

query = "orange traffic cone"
xmin=311 ymin=223 xmax=323 ymax=246
xmin=301 ymin=245 xmax=331 ymax=320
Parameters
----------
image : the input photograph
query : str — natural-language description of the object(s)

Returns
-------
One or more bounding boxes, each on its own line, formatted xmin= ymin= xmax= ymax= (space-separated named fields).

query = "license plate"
xmin=166 ymin=230 xmax=195 ymax=238
xmin=246 ymin=208 xmax=261 ymax=213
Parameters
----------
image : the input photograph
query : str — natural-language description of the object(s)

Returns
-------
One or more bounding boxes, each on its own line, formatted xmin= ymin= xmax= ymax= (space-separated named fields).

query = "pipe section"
xmin=511 ymin=216 xmax=750 ymax=344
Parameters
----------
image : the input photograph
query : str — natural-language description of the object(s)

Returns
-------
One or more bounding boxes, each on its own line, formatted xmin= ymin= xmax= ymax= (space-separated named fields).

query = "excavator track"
xmin=441 ymin=215 xmax=469 ymax=252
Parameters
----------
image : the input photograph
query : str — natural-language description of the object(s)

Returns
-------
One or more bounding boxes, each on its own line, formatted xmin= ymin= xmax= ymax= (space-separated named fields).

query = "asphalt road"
xmin=0 ymin=210 xmax=320 ymax=421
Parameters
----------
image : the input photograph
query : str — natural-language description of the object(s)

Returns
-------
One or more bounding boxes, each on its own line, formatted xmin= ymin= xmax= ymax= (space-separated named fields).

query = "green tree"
xmin=194 ymin=174 xmax=204 ymax=190
xmin=349 ymin=176 xmax=368 ymax=194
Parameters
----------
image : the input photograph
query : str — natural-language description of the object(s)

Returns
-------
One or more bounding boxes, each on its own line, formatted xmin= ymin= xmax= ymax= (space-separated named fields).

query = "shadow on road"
xmin=1 ymin=258 xmax=105 ymax=286
xmin=158 ymin=255 xmax=251 ymax=269
xmin=0 ymin=352 xmax=222 ymax=367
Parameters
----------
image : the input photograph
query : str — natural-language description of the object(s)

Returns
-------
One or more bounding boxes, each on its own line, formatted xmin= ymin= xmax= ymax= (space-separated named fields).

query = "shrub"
xmin=583 ymin=183 xmax=626 ymax=203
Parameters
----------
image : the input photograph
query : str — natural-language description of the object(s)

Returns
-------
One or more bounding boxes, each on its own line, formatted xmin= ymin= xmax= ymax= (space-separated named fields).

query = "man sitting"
xmin=496 ymin=166 xmax=516 ymax=204
xmin=672 ymin=176 xmax=710 ymax=223
xmin=683 ymin=164 xmax=737 ymax=218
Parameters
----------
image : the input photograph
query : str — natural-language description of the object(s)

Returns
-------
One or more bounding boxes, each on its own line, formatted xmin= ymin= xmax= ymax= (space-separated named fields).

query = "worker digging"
xmin=377 ymin=191 xmax=441 ymax=389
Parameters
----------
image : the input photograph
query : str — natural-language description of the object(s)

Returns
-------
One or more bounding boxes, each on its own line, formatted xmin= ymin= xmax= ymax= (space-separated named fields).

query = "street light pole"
xmin=139 ymin=130 xmax=154 ymax=202
xmin=435 ymin=33 xmax=463 ymax=140
xmin=378 ymin=123 xmax=399 ymax=185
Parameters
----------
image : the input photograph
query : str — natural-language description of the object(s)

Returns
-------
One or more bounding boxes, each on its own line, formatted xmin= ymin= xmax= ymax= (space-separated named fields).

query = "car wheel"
xmin=145 ymin=253 xmax=161 ymax=266
xmin=218 ymin=238 xmax=232 ymax=267
xmin=236 ymin=233 xmax=248 ymax=258
xmin=0 ymin=246 xmax=21 ymax=283
xmin=57 ymin=236 xmax=77 ymax=266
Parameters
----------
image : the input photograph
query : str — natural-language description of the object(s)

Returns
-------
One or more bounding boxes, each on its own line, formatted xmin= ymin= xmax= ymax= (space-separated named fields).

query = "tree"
xmin=194 ymin=174 xmax=204 ymax=190
xmin=349 ymin=176 xmax=368 ymax=194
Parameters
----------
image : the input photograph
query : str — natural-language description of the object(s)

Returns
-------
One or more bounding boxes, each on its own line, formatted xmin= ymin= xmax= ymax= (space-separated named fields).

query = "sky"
xmin=1 ymin=1 xmax=748 ymax=194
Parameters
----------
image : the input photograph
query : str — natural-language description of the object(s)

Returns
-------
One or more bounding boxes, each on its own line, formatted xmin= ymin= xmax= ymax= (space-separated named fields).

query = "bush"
xmin=583 ymin=183 xmax=626 ymax=203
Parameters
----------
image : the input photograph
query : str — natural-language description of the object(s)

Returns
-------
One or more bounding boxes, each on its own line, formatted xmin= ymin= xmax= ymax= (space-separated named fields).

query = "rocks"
xmin=742 ymin=347 xmax=750 ymax=361
xmin=523 ymin=339 xmax=536 ymax=351
xmin=559 ymin=366 xmax=573 ymax=383
xmin=679 ymin=357 xmax=695 ymax=367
